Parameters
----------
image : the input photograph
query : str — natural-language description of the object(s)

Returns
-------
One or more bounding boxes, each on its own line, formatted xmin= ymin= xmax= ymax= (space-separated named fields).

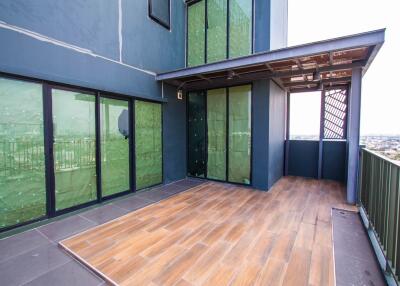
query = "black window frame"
xmin=148 ymin=0 xmax=171 ymax=30
xmin=185 ymin=0 xmax=255 ymax=67
xmin=0 ymin=71 xmax=164 ymax=233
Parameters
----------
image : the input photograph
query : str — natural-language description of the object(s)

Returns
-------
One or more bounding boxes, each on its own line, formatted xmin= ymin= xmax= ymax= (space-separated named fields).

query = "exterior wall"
xmin=163 ymin=84 xmax=187 ymax=183
xmin=254 ymin=0 xmax=271 ymax=53
xmin=267 ymin=80 xmax=286 ymax=188
xmin=288 ymin=140 xmax=347 ymax=183
xmin=252 ymin=80 xmax=269 ymax=189
xmin=0 ymin=0 xmax=185 ymax=99
xmin=269 ymin=0 xmax=288 ymax=50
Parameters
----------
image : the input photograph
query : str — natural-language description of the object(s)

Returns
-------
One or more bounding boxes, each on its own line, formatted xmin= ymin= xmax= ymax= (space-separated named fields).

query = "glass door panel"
xmin=228 ymin=85 xmax=251 ymax=184
xmin=135 ymin=100 xmax=162 ymax=190
xmin=0 ymin=77 xmax=46 ymax=228
xmin=207 ymin=89 xmax=227 ymax=180
xmin=52 ymin=89 xmax=97 ymax=210
xmin=187 ymin=92 xmax=207 ymax=178
xmin=100 ymin=97 xmax=130 ymax=197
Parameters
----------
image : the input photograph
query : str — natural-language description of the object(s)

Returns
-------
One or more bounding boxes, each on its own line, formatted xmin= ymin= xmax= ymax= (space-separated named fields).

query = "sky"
xmin=288 ymin=0 xmax=400 ymax=136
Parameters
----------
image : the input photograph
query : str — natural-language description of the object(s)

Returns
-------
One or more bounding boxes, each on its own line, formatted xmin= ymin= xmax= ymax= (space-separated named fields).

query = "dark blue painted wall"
xmin=252 ymin=80 xmax=269 ymax=189
xmin=288 ymin=140 xmax=347 ymax=182
xmin=163 ymin=84 xmax=187 ymax=183
xmin=288 ymin=140 xmax=319 ymax=178
xmin=322 ymin=140 xmax=347 ymax=182
xmin=254 ymin=0 xmax=270 ymax=53
xmin=0 ymin=0 xmax=185 ymax=100
xmin=268 ymin=81 xmax=285 ymax=188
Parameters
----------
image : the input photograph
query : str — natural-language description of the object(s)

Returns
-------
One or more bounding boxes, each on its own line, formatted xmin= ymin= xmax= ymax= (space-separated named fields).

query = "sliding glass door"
xmin=52 ymin=88 xmax=97 ymax=211
xmin=100 ymin=97 xmax=130 ymax=197
xmin=187 ymin=85 xmax=251 ymax=185
xmin=228 ymin=85 xmax=251 ymax=184
xmin=0 ymin=75 xmax=164 ymax=231
xmin=135 ymin=100 xmax=162 ymax=190
xmin=0 ymin=77 xmax=46 ymax=228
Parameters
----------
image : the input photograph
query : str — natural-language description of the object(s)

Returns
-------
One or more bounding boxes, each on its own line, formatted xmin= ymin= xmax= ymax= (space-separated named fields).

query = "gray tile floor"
xmin=0 ymin=178 xmax=204 ymax=286
xmin=332 ymin=208 xmax=386 ymax=286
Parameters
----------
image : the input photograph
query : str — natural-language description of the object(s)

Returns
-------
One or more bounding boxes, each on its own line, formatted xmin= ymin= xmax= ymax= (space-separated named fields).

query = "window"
xmin=289 ymin=92 xmax=321 ymax=140
xmin=187 ymin=0 xmax=253 ymax=67
xmin=135 ymin=100 xmax=162 ymax=190
xmin=0 ymin=77 xmax=46 ymax=228
xmin=149 ymin=0 xmax=171 ymax=29
xmin=187 ymin=0 xmax=205 ymax=67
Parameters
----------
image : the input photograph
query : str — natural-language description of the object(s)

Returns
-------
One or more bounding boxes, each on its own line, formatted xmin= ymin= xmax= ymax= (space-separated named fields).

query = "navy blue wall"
xmin=322 ymin=140 xmax=347 ymax=182
xmin=163 ymin=84 xmax=187 ymax=183
xmin=268 ymin=81 xmax=286 ymax=188
xmin=252 ymin=80 xmax=269 ymax=189
xmin=288 ymin=140 xmax=319 ymax=178
xmin=0 ymin=0 xmax=185 ymax=100
xmin=288 ymin=140 xmax=347 ymax=182
xmin=254 ymin=0 xmax=270 ymax=53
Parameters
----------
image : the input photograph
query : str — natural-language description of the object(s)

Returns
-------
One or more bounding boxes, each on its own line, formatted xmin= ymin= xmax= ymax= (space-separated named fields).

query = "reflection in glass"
xmin=100 ymin=98 xmax=130 ymax=197
xmin=229 ymin=0 xmax=252 ymax=58
xmin=0 ymin=77 xmax=46 ymax=228
xmin=135 ymin=101 xmax=162 ymax=190
xmin=228 ymin=85 xmax=251 ymax=184
xmin=207 ymin=89 xmax=227 ymax=180
xmin=52 ymin=89 xmax=97 ymax=210
xmin=188 ymin=0 xmax=205 ymax=66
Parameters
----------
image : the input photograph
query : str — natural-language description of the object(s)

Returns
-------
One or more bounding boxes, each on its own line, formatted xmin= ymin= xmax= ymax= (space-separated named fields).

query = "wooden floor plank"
xmin=59 ymin=177 xmax=349 ymax=286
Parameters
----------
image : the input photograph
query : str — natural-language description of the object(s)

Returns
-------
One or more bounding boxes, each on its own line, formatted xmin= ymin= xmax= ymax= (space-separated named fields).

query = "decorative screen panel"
xmin=229 ymin=0 xmax=252 ymax=58
xmin=323 ymin=88 xmax=348 ymax=139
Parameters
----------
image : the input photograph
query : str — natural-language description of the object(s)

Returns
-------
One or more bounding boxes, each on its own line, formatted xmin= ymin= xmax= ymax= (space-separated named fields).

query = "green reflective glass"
xmin=188 ymin=0 xmax=205 ymax=66
xmin=229 ymin=0 xmax=252 ymax=58
xmin=135 ymin=101 xmax=162 ymax=190
xmin=187 ymin=92 xmax=207 ymax=178
xmin=100 ymin=98 xmax=129 ymax=197
xmin=207 ymin=0 xmax=227 ymax=62
xmin=0 ymin=78 xmax=46 ymax=228
xmin=52 ymin=89 xmax=97 ymax=210
xmin=207 ymin=89 xmax=226 ymax=180
xmin=228 ymin=85 xmax=251 ymax=184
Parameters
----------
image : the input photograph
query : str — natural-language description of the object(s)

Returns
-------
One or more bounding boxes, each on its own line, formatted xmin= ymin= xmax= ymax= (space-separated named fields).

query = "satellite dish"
xmin=118 ymin=109 xmax=129 ymax=139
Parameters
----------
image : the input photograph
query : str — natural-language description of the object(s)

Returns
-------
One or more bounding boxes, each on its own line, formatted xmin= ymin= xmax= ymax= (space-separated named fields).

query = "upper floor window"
xmin=149 ymin=0 xmax=171 ymax=29
xmin=187 ymin=0 xmax=253 ymax=67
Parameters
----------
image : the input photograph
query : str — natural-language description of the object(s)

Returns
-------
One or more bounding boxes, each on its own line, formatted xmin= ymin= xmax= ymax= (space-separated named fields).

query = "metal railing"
xmin=359 ymin=148 xmax=400 ymax=282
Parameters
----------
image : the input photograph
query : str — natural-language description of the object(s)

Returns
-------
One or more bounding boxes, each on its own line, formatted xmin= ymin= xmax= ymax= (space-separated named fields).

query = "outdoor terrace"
xmin=0 ymin=175 xmax=386 ymax=286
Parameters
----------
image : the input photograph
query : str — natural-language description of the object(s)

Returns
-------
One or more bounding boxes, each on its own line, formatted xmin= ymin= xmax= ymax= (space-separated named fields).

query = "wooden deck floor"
xmin=60 ymin=177 xmax=355 ymax=286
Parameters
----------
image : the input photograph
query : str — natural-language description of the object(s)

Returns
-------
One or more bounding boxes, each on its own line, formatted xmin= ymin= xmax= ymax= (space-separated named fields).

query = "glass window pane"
xmin=229 ymin=0 xmax=252 ymax=58
xmin=0 ymin=78 xmax=46 ymax=228
xmin=149 ymin=0 xmax=170 ymax=28
xmin=100 ymin=98 xmax=130 ymax=197
xmin=207 ymin=0 xmax=227 ymax=62
xmin=135 ymin=101 xmax=162 ymax=190
xmin=188 ymin=0 xmax=205 ymax=66
xmin=207 ymin=88 xmax=226 ymax=180
xmin=52 ymin=89 xmax=97 ymax=210
xmin=187 ymin=92 xmax=206 ymax=177
xmin=228 ymin=85 xmax=251 ymax=184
